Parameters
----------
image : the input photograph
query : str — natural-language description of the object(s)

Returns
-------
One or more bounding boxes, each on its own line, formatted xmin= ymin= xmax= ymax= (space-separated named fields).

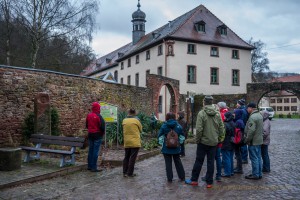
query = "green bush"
xmin=142 ymin=138 xmax=158 ymax=150
xmin=106 ymin=112 xmax=162 ymax=149
xmin=51 ymin=108 xmax=60 ymax=136
xmin=21 ymin=107 xmax=60 ymax=143
xmin=21 ymin=112 xmax=35 ymax=143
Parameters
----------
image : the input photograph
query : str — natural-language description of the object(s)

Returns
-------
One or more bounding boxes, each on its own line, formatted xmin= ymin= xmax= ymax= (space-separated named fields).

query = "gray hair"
xmin=217 ymin=102 xmax=227 ymax=109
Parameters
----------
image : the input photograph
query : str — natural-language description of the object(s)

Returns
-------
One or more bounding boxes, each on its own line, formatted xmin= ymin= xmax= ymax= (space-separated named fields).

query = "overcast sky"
xmin=90 ymin=0 xmax=300 ymax=74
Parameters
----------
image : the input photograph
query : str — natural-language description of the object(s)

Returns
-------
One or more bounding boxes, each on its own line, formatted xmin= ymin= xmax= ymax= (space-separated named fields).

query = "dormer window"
xmin=96 ymin=62 xmax=101 ymax=67
xmin=118 ymin=52 xmax=124 ymax=58
xmin=106 ymin=58 xmax=111 ymax=63
xmin=194 ymin=20 xmax=206 ymax=32
xmin=218 ymin=25 xmax=227 ymax=35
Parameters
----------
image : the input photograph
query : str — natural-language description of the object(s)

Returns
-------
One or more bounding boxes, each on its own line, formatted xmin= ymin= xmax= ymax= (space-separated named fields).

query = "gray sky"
xmin=91 ymin=0 xmax=300 ymax=74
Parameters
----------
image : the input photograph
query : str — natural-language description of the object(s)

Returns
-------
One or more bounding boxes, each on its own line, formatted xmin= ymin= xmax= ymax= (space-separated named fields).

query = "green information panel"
xmin=100 ymin=101 xmax=118 ymax=122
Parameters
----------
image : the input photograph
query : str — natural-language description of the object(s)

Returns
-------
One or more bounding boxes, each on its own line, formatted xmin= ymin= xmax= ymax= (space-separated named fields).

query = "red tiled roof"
xmin=271 ymin=75 xmax=300 ymax=82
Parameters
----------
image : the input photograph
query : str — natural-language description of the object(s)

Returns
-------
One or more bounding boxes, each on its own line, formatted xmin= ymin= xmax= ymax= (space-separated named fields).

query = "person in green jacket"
xmin=244 ymin=102 xmax=263 ymax=180
xmin=185 ymin=95 xmax=225 ymax=188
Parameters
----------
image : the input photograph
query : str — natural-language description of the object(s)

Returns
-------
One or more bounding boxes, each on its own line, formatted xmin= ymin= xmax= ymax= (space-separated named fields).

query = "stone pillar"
xmin=34 ymin=93 xmax=51 ymax=135
xmin=0 ymin=148 xmax=22 ymax=171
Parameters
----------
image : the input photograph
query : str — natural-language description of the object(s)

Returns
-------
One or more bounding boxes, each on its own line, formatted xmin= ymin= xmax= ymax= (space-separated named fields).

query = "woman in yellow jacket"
xmin=122 ymin=108 xmax=142 ymax=177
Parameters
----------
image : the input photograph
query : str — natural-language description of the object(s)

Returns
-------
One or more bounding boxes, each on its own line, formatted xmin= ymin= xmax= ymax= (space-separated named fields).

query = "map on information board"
xmin=99 ymin=101 xmax=118 ymax=122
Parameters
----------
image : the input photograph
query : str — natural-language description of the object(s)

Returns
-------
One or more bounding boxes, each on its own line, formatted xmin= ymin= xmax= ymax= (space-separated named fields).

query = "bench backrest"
xmin=30 ymin=134 xmax=85 ymax=147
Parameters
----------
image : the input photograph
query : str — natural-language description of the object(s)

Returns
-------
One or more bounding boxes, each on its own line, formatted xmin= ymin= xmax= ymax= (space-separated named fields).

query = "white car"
xmin=259 ymin=107 xmax=275 ymax=120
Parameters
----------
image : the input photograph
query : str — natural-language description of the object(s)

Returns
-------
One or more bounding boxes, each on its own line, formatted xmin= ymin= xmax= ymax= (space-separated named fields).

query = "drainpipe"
xmin=164 ymin=39 xmax=168 ymax=116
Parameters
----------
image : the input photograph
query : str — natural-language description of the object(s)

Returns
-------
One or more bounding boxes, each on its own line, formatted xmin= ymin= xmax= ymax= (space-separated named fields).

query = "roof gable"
xmin=170 ymin=5 xmax=252 ymax=48
xmin=81 ymin=4 xmax=254 ymax=76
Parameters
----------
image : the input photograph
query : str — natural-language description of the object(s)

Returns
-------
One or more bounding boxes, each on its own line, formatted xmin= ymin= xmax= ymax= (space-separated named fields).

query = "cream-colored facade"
xmin=259 ymin=94 xmax=300 ymax=115
xmin=90 ymin=42 xmax=251 ymax=119
xmin=84 ymin=4 xmax=253 ymax=120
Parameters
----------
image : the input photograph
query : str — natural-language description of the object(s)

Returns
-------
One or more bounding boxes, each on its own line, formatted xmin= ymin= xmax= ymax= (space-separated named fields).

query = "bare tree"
xmin=13 ymin=0 xmax=99 ymax=68
xmin=0 ymin=0 xmax=16 ymax=65
xmin=248 ymin=38 xmax=270 ymax=82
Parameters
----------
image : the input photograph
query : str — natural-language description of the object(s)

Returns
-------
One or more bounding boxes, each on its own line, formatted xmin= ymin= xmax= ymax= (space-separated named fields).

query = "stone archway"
xmin=146 ymin=74 xmax=180 ymax=117
xmin=246 ymin=82 xmax=300 ymax=105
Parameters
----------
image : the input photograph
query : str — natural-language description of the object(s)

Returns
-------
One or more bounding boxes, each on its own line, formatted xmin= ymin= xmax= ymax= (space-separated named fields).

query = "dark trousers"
xmin=123 ymin=148 xmax=139 ymax=176
xmin=180 ymin=143 xmax=185 ymax=156
xmin=241 ymin=144 xmax=248 ymax=162
xmin=234 ymin=145 xmax=243 ymax=171
xmin=261 ymin=144 xmax=270 ymax=172
xmin=191 ymin=143 xmax=216 ymax=184
xmin=163 ymin=154 xmax=185 ymax=181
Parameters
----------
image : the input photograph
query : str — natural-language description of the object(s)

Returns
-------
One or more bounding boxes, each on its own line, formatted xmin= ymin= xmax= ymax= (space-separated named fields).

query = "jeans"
xmin=248 ymin=145 xmax=262 ymax=177
xmin=88 ymin=137 xmax=102 ymax=170
xmin=261 ymin=145 xmax=270 ymax=172
xmin=221 ymin=149 xmax=234 ymax=176
xmin=241 ymin=144 xmax=248 ymax=162
xmin=123 ymin=148 xmax=140 ymax=176
xmin=234 ymin=145 xmax=243 ymax=171
xmin=163 ymin=154 xmax=185 ymax=181
xmin=215 ymin=147 xmax=222 ymax=178
xmin=191 ymin=143 xmax=216 ymax=184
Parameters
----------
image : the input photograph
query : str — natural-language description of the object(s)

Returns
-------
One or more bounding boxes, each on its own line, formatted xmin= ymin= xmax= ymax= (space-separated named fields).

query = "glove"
xmin=158 ymin=136 xmax=164 ymax=145
xmin=179 ymin=135 xmax=185 ymax=144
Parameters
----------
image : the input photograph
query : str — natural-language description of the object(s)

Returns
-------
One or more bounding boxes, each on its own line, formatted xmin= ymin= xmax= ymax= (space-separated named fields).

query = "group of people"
xmin=85 ymin=97 xmax=271 ymax=189
xmin=155 ymin=96 xmax=271 ymax=188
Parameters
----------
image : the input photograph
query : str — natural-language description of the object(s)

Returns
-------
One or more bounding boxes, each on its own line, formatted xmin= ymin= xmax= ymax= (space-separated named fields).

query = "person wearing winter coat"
xmin=233 ymin=109 xmax=245 ymax=174
xmin=185 ymin=95 xmax=225 ymax=188
xmin=122 ymin=108 xmax=143 ymax=177
xmin=221 ymin=112 xmax=235 ymax=177
xmin=201 ymin=102 xmax=226 ymax=182
xmin=244 ymin=103 xmax=263 ymax=180
xmin=177 ymin=111 xmax=188 ymax=157
xmin=236 ymin=99 xmax=249 ymax=164
xmin=86 ymin=102 xmax=106 ymax=172
xmin=261 ymin=110 xmax=271 ymax=173
xmin=158 ymin=112 xmax=185 ymax=182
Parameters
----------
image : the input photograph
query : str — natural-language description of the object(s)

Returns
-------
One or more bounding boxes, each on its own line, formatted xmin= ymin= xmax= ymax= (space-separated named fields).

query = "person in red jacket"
xmin=86 ymin=102 xmax=105 ymax=172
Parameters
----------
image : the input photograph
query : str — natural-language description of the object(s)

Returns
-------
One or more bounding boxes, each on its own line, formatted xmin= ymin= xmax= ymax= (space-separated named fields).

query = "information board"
xmin=99 ymin=101 xmax=118 ymax=122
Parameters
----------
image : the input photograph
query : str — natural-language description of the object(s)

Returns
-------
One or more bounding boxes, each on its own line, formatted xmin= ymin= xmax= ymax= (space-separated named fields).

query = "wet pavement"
xmin=0 ymin=119 xmax=299 ymax=199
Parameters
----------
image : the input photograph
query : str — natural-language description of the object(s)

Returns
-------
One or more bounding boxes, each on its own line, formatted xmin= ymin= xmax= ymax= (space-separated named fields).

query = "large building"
xmin=81 ymin=1 xmax=253 ymax=119
xmin=260 ymin=75 xmax=300 ymax=115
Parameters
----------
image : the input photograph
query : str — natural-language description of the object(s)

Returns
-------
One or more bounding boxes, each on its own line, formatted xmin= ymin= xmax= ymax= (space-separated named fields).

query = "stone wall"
xmin=0 ymin=66 xmax=153 ymax=147
xmin=247 ymin=82 xmax=300 ymax=105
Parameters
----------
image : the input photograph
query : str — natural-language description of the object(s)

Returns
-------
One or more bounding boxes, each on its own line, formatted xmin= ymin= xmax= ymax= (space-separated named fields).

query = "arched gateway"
xmin=247 ymin=82 xmax=300 ymax=105
xmin=146 ymin=74 xmax=180 ymax=118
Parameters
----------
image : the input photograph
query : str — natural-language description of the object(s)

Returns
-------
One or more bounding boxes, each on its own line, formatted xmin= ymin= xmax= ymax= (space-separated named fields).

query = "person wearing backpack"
xmin=185 ymin=95 xmax=225 ymax=188
xmin=122 ymin=108 xmax=143 ymax=177
xmin=158 ymin=112 xmax=185 ymax=183
xmin=86 ymin=102 xmax=106 ymax=172
xmin=233 ymin=109 xmax=245 ymax=174
xmin=236 ymin=99 xmax=249 ymax=164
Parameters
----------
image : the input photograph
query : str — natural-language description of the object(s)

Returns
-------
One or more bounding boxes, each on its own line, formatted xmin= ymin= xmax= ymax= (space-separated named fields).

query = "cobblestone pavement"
xmin=0 ymin=119 xmax=299 ymax=199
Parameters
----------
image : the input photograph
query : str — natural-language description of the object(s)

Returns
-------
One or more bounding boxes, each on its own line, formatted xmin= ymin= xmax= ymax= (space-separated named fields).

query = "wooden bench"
xmin=20 ymin=134 xmax=85 ymax=167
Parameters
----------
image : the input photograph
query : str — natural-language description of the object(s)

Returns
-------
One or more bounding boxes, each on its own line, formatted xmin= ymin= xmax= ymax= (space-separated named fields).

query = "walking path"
xmin=0 ymin=119 xmax=299 ymax=199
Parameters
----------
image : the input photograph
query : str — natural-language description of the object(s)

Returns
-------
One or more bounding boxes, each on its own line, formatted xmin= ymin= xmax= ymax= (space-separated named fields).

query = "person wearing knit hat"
xmin=244 ymin=102 xmax=263 ymax=180
xmin=185 ymin=95 xmax=225 ymax=188
xmin=237 ymin=99 xmax=246 ymax=106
